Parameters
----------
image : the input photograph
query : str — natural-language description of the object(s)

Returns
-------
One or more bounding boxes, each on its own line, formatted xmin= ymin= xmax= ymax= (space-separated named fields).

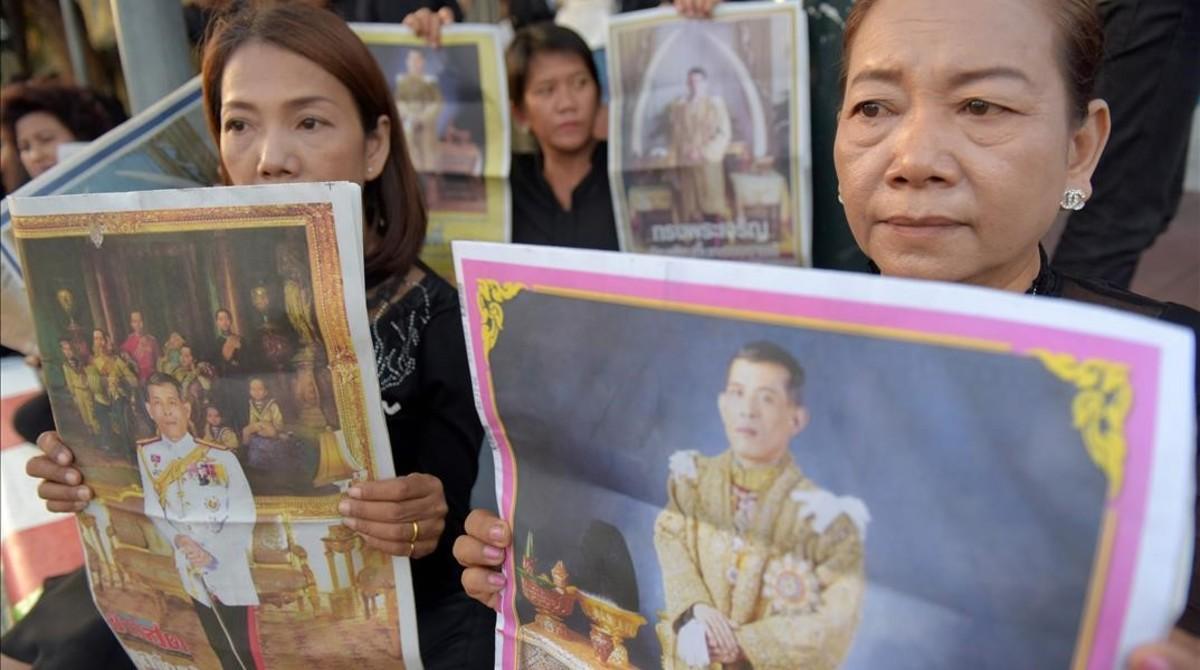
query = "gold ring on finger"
xmin=410 ymin=520 xmax=420 ymax=542
xmin=407 ymin=541 xmax=416 ymax=557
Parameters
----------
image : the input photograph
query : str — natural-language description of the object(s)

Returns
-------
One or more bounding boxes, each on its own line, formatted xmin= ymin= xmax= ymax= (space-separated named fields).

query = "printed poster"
xmin=455 ymin=242 xmax=1194 ymax=670
xmin=357 ymin=23 xmax=512 ymax=279
xmin=607 ymin=3 xmax=813 ymax=265
xmin=10 ymin=184 xmax=421 ymax=669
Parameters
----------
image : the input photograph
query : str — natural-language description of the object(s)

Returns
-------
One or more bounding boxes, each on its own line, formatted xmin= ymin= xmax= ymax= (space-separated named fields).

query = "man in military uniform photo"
xmin=137 ymin=373 xmax=261 ymax=670
xmin=654 ymin=342 xmax=869 ymax=669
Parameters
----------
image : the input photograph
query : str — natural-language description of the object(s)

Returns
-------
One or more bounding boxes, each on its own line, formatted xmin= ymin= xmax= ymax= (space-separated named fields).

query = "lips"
xmin=736 ymin=427 xmax=758 ymax=437
xmin=878 ymin=216 xmax=965 ymax=238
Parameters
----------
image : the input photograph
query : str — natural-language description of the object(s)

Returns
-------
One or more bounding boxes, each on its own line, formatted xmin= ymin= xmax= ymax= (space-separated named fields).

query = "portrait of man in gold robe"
xmin=394 ymin=48 xmax=444 ymax=174
xmin=668 ymin=67 xmax=733 ymax=223
xmin=655 ymin=341 xmax=869 ymax=669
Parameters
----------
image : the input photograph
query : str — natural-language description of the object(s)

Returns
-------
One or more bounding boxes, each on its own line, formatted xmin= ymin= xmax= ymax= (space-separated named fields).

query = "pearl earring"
xmin=1060 ymin=188 xmax=1086 ymax=211
xmin=837 ymin=192 xmax=844 ymax=205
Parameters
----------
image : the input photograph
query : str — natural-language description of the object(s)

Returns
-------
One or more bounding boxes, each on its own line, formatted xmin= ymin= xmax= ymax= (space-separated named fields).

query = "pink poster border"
xmin=460 ymin=258 xmax=1162 ymax=670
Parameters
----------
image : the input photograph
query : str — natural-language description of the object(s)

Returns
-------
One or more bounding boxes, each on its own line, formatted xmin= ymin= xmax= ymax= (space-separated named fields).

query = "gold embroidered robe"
xmin=654 ymin=450 xmax=866 ymax=670
xmin=395 ymin=73 xmax=443 ymax=173
xmin=669 ymin=95 xmax=732 ymax=221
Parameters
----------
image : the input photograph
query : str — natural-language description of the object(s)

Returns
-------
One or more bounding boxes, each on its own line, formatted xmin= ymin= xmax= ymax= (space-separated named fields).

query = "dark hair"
xmin=92 ymin=328 xmax=109 ymax=341
xmin=201 ymin=4 xmax=427 ymax=284
xmin=146 ymin=372 xmax=183 ymax=398
xmin=215 ymin=308 xmax=232 ymax=319
xmin=840 ymin=0 xmax=1103 ymax=121
xmin=728 ymin=341 xmax=806 ymax=404
xmin=0 ymin=79 xmax=127 ymax=143
xmin=687 ymin=67 xmax=707 ymax=79
xmin=506 ymin=22 xmax=600 ymax=106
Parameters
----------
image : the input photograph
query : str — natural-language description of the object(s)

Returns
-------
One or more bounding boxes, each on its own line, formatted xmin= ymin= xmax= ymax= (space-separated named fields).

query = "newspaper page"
xmin=455 ymin=241 xmax=1195 ymax=670
xmin=10 ymin=183 xmax=420 ymax=669
xmin=357 ymin=23 xmax=512 ymax=280
xmin=607 ymin=3 xmax=812 ymax=265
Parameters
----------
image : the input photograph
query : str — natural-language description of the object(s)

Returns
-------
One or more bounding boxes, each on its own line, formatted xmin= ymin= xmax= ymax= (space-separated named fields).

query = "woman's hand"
xmin=339 ymin=474 xmax=447 ymax=559
xmin=672 ymin=0 xmax=721 ymax=19
xmin=1128 ymin=628 xmax=1200 ymax=669
xmin=452 ymin=508 xmax=511 ymax=610
xmin=403 ymin=7 xmax=456 ymax=47
xmin=25 ymin=432 xmax=91 ymax=513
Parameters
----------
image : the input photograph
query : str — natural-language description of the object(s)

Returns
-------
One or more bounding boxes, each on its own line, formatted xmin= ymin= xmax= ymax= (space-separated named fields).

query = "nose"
xmin=553 ymin=87 xmax=579 ymax=114
xmin=28 ymin=141 xmax=53 ymax=169
xmin=256 ymin=128 xmax=299 ymax=181
xmin=885 ymin=105 xmax=959 ymax=189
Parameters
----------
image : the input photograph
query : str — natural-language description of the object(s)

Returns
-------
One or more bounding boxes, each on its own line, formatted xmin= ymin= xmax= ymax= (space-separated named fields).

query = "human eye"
xmin=223 ymin=118 xmax=248 ymax=133
xmin=298 ymin=116 xmax=325 ymax=131
xmin=960 ymin=98 xmax=1006 ymax=116
xmin=850 ymin=100 xmax=891 ymax=119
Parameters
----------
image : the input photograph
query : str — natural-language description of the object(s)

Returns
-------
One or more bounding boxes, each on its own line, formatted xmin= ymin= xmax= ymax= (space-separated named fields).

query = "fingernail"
xmin=77 ymin=487 xmax=91 ymax=501
xmin=65 ymin=470 xmax=80 ymax=485
xmin=487 ymin=573 xmax=506 ymax=587
xmin=348 ymin=487 xmax=362 ymax=499
xmin=489 ymin=524 xmax=505 ymax=542
xmin=483 ymin=546 xmax=503 ymax=561
xmin=338 ymin=500 xmax=350 ymax=515
xmin=56 ymin=451 xmax=69 ymax=465
xmin=342 ymin=517 xmax=357 ymax=530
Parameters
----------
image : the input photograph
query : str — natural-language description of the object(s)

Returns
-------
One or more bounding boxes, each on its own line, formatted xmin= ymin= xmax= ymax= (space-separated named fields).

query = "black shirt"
xmin=511 ymin=142 xmax=620 ymax=251
xmin=365 ymin=266 xmax=494 ymax=665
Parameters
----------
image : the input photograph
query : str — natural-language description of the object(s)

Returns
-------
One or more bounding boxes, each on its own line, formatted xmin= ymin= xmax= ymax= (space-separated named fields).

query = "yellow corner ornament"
xmin=1031 ymin=350 xmax=1132 ymax=499
xmin=478 ymin=280 xmax=524 ymax=356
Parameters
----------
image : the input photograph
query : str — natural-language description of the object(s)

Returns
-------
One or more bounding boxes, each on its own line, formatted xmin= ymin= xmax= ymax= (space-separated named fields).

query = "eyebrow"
xmin=946 ymin=66 xmax=1033 ymax=88
xmin=222 ymin=95 xmax=339 ymax=113
xmin=848 ymin=66 xmax=1033 ymax=88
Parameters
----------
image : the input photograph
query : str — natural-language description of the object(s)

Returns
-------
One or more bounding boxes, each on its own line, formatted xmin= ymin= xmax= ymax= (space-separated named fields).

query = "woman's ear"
xmin=1066 ymin=99 xmax=1111 ymax=197
xmin=365 ymin=114 xmax=392 ymax=178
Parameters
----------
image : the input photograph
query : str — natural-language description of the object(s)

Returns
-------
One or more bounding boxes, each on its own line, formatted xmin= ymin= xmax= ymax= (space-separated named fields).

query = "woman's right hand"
xmin=26 ymin=432 xmax=91 ymax=513
xmin=452 ymin=508 xmax=512 ymax=610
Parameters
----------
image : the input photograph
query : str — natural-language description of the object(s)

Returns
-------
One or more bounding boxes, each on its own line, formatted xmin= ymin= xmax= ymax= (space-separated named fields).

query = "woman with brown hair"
xmin=13 ymin=4 xmax=493 ymax=669
xmin=0 ymin=79 xmax=127 ymax=180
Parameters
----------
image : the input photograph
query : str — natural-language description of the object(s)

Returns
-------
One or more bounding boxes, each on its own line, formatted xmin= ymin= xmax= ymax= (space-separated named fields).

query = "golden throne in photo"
xmin=104 ymin=498 xmax=189 ymax=613
xmin=250 ymin=513 xmax=321 ymax=615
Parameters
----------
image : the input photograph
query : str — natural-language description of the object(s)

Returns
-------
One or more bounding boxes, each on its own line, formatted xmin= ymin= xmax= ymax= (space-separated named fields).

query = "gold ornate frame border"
xmin=13 ymin=203 xmax=373 ymax=517
xmin=473 ymin=279 xmax=1132 ymax=670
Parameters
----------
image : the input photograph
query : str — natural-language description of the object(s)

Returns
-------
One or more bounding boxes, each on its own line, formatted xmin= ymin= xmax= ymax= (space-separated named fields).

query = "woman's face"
xmin=15 ymin=111 xmax=76 ymax=178
xmin=833 ymin=0 xmax=1108 ymax=290
xmin=219 ymin=41 xmax=391 ymax=187
xmin=516 ymin=51 xmax=599 ymax=156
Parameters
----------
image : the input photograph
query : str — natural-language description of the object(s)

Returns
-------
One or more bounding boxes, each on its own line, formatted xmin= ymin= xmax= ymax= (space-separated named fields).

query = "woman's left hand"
xmin=403 ymin=7 xmax=456 ymax=47
xmin=1128 ymin=628 xmax=1200 ymax=669
xmin=339 ymin=474 xmax=448 ymax=559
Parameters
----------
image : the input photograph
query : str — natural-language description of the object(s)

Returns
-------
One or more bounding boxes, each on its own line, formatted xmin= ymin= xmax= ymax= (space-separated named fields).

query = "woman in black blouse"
xmin=508 ymin=23 xmax=620 ymax=251
xmin=16 ymin=5 xmax=492 ymax=669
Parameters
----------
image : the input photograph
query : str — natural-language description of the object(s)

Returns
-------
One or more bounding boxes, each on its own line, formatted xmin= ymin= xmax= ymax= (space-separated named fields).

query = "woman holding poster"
xmin=15 ymin=4 xmax=494 ymax=669
xmin=456 ymin=0 xmax=1199 ymax=667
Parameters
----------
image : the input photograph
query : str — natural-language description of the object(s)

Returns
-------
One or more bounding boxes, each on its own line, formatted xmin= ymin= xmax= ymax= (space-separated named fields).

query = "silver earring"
xmin=1060 ymin=188 xmax=1086 ymax=211
xmin=837 ymin=192 xmax=844 ymax=205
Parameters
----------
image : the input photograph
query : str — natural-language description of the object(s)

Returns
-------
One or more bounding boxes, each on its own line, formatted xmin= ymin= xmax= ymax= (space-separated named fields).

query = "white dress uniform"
xmin=137 ymin=432 xmax=259 ymax=607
